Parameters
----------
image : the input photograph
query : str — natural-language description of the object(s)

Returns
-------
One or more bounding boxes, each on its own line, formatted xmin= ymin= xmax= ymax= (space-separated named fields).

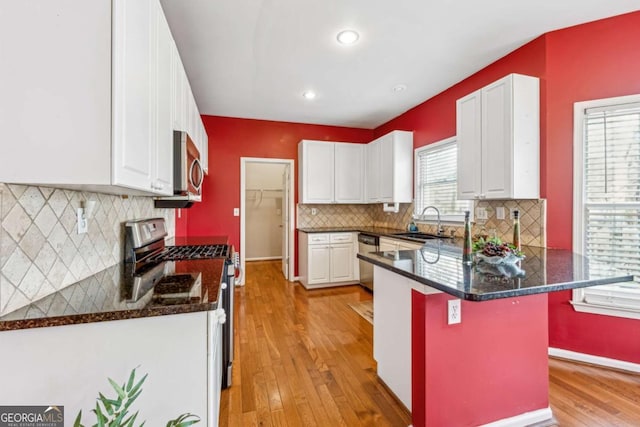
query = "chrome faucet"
xmin=420 ymin=205 xmax=443 ymax=236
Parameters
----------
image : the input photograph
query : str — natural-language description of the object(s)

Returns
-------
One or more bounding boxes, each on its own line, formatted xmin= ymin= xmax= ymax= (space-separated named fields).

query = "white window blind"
xmin=414 ymin=137 xmax=472 ymax=222
xmin=574 ymin=98 xmax=640 ymax=317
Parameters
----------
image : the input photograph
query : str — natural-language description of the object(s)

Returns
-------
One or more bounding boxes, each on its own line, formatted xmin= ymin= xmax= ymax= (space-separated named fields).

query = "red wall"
xmin=544 ymin=11 xmax=640 ymax=362
xmin=177 ymin=116 xmax=373 ymax=272
xmin=376 ymin=11 xmax=640 ymax=363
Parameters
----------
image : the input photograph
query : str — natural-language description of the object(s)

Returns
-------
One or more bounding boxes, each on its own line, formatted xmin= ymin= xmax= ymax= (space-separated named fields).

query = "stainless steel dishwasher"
xmin=358 ymin=233 xmax=379 ymax=292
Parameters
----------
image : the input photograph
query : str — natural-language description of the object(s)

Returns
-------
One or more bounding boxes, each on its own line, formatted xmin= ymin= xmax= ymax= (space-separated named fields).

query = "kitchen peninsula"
xmin=358 ymin=244 xmax=632 ymax=427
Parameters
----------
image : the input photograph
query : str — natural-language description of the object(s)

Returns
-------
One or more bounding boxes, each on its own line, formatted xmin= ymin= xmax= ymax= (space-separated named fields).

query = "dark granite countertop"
xmin=358 ymin=243 xmax=633 ymax=301
xmin=297 ymin=226 xmax=405 ymax=236
xmin=0 ymin=237 xmax=230 ymax=331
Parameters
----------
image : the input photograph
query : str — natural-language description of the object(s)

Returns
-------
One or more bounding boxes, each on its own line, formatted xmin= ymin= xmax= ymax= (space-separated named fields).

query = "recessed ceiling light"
xmin=336 ymin=30 xmax=359 ymax=45
xmin=302 ymin=90 xmax=316 ymax=100
xmin=393 ymin=84 xmax=407 ymax=92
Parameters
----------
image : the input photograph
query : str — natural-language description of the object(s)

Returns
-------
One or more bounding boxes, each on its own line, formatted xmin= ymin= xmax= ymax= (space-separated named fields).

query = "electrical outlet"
xmin=311 ymin=208 xmax=318 ymax=216
xmin=475 ymin=207 xmax=488 ymax=220
xmin=77 ymin=208 xmax=88 ymax=234
xmin=496 ymin=206 xmax=505 ymax=220
xmin=510 ymin=208 xmax=519 ymax=220
xmin=448 ymin=299 xmax=461 ymax=325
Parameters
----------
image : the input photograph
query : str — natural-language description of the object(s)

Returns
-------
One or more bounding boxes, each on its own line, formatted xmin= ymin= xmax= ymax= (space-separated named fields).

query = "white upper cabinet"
xmin=299 ymin=132 xmax=412 ymax=205
xmin=0 ymin=0 xmax=206 ymax=195
xmin=298 ymin=141 xmax=365 ymax=204
xmin=112 ymin=0 xmax=154 ymax=192
xmin=457 ymin=73 xmax=540 ymax=200
xmin=151 ymin=2 xmax=174 ymax=194
xmin=365 ymin=139 xmax=381 ymax=202
xmin=366 ymin=130 xmax=414 ymax=203
xmin=298 ymin=140 xmax=335 ymax=203
xmin=334 ymin=143 xmax=365 ymax=203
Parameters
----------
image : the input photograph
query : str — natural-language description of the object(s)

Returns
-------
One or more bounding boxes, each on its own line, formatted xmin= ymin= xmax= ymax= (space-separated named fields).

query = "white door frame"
xmin=240 ymin=157 xmax=295 ymax=285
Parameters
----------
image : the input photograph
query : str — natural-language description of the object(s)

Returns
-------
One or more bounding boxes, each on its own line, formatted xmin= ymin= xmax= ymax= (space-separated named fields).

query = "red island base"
xmin=411 ymin=291 xmax=551 ymax=427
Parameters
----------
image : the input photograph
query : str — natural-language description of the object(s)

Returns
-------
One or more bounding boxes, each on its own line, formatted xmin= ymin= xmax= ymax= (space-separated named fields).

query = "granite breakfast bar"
xmin=358 ymin=243 xmax=632 ymax=427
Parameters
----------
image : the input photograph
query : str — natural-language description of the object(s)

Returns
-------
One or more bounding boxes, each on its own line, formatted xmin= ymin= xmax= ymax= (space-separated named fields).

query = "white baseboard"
xmin=246 ymin=256 xmax=282 ymax=261
xmin=480 ymin=407 xmax=553 ymax=427
xmin=548 ymin=347 xmax=640 ymax=373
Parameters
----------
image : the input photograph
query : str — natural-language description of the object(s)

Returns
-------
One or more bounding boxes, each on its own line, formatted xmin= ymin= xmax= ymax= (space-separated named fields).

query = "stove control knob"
xmin=221 ymin=282 xmax=227 ymax=290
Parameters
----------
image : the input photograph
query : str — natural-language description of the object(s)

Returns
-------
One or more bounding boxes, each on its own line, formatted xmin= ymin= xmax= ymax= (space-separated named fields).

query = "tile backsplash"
xmin=297 ymin=204 xmax=374 ymax=228
xmin=297 ymin=199 xmax=546 ymax=246
xmin=0 ymin=184 xmax=174 ymax=316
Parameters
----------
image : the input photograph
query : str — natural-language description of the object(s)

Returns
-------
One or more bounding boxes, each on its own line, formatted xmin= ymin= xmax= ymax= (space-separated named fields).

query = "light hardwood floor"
xmin=219 ymin=260 xmax=640 ymax=426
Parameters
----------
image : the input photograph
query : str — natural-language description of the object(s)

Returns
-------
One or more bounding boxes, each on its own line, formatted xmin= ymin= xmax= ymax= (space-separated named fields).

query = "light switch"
xmin=475 ymin=207 xmax=488 ymax=220
xmin=233 ymin=208 xmax=239 ymax=216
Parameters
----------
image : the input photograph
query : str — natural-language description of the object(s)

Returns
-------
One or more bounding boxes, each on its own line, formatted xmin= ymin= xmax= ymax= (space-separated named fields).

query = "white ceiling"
xmin=159 ymin=0 xmax=639 ymax=129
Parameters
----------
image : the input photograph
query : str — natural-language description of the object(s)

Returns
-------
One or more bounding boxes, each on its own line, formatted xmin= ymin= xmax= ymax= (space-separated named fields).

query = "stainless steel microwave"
xmin=154 ymin=131 xmax=203 ymax=208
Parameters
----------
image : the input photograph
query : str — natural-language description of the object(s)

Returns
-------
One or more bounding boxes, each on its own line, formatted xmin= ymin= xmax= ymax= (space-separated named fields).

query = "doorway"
xmin=240 ymin=158 xmax=295 ymax=284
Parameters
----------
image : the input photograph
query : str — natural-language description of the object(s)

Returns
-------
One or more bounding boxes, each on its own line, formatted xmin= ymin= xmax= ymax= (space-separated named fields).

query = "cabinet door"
xmin=481 ymin=76 xmax=512 ymax=199
xmin=208 ymin=310 xmax=223 ymax=425
xmin=112 ymin=0 xmax=154 ymax=192
xmin=365 ymin=140 xmax=380 ymax=202
xmin=151 ymin=3 xmax=173 ymax=195
xmin=299 ymin=141 xmax=335 ymax=203
xmin=378 ymin=134 xmax=395 ymax=202
xmin=171 ymin=42 xmax=185 ymax=131
xmin=335 ymin=143 xmax=364 ymax=203
xmin=308 ymin=245 xmax=331 ymax=284
xmin=330 ymin=243 xmax=354 ymax=282
xmin=200 ymin=119 xmax=209 ymax=174
xmin=456 ymin=89 xmax=482 ymax=199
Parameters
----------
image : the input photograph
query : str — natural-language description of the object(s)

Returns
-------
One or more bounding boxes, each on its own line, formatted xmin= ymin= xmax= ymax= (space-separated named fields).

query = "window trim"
xmin=413 ymin=136 xmax=472 ymax=225
xmin=571 ymin=93 xmax=640 ymax=320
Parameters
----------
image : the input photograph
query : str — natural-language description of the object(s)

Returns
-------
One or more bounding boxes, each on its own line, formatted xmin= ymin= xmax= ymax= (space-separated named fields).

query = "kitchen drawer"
xmin=330 ymin=233 xmax=354 ymax=243
xmin=308 ymin=234 xmax=330 ymax=244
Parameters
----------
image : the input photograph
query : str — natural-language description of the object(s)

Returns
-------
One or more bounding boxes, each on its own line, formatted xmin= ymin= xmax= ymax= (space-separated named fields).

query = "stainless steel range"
xmin=124 ymin=218 xmax=238 ymax=389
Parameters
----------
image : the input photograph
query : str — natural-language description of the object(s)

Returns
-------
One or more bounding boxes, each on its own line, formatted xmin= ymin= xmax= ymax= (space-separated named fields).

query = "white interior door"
xmin=281 ymin=165 xmax=290 ymax=279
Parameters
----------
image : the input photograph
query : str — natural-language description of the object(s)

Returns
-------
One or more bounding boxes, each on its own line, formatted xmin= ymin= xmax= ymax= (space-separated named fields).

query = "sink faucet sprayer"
xmin=420 ymin=205 xmax=443 ymax=237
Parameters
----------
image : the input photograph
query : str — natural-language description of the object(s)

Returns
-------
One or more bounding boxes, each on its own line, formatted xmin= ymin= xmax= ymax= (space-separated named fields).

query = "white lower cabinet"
xmin=308 ymin=244 xmax=331 ymax=284
xmin=0 ymin=311 xmax=219 ymax=426
xmin=330 ymin=243 xmax=354 ymax=281
xmin=298 ymin=232 xmax=359 ymax=289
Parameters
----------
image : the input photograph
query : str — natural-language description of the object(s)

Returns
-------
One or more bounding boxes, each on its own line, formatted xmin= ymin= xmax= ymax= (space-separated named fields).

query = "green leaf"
xmin=126 ymin=368 xmax=137 ymax=392
xmin=128 ymin=373 xmax=148 ymax=398
xmin=73 ymin=410 xmax=83 ymax=427
xmin=122 ymin=410 xmax=138 ymax=427
xmin=118 ymin=409 xmax=139 ymax=427
xmin=108 ymin=378 xmax=126 ymax=400
xmin=94 ymin=402 xmax=106 ymax=427
xmin=97 ymin=393 xmax=115 ymax=416
xmin=166 ymin=413 xmax=200 ymax=427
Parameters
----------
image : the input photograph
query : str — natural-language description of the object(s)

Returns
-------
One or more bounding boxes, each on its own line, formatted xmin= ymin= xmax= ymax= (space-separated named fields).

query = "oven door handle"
xmin=216 ymin=308 xmax=226 ymax=324
xmin=234 ymin=266 xmax=243 ymax=286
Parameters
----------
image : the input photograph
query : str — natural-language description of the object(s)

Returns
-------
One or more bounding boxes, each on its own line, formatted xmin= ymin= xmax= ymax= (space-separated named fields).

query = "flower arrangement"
xmin=472 ymin=237 xmax=524 ymax=265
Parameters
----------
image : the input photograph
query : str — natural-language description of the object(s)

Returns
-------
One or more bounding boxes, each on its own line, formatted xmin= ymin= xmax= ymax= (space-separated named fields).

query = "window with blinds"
xmin=414 ymin=137 xmax=473 ymax=222
xmin=573 ymin=97 xmax=640 ymax=318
